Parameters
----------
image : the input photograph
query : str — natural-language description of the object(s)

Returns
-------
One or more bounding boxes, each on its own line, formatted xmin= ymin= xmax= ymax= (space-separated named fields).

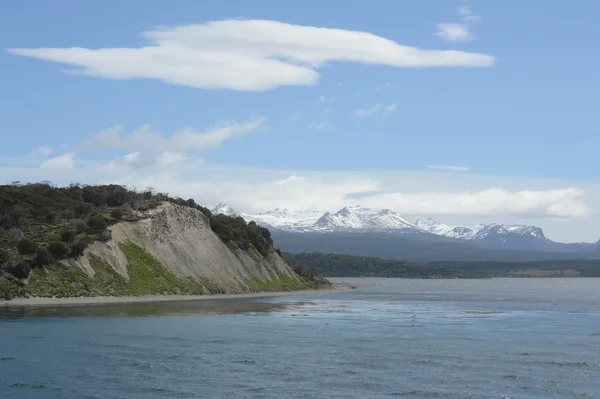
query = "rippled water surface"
xmin=1 ymin=278 xmax=600 ymax=398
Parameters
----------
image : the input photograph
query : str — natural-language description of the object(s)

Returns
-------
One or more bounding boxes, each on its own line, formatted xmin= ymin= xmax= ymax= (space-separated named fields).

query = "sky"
xmin=1 ymin=0 xmax=599 ymax=243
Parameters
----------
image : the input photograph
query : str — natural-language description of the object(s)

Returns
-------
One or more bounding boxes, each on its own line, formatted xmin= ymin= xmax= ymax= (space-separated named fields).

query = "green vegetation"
xmin=283 ymin=252 xmax=473 ymax=278
xmin=118 ymin=243 xmax=207 ymax=295
xmin=0 ymin=182 xmax=275 ymax=280
xmin=0 ymin=182 xmax=326 ymax=299
xmin=48 ymin=241 xmax=69 ymax=258
xmin=430 ymin=259 xmax=600 ymax=277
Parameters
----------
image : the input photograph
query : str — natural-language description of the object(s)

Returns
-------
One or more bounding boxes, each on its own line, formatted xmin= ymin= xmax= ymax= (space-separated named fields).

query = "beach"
xmin=0 ymin=284 xmax=353 ymax=307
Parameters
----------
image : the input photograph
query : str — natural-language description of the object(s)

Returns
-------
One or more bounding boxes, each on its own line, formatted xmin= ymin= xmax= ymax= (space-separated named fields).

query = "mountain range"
xmin=211 ymin=203 xmax=597 ymax=255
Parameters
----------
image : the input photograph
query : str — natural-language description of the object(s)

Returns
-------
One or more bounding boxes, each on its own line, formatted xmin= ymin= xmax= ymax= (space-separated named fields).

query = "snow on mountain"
xmin=473 ymin=223 xmax=546 ymax=241
xmin=314 ymin=206 xmax=417 ymax=232
xmin=211 ymin=204 xmax=552 ymax=245
xmin=211 ymin=203 xmax=242 ymax=217
xmin=254 ymin=208 xmax=324 ymax=231
xmin=415 ymin=217 xmax=484 ymax=240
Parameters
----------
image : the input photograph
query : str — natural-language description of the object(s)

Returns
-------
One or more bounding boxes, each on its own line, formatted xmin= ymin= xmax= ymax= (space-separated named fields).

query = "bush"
xmin=73 ymin=219 xmax=87 ymax=234
xmin=60 ymin=229 xmax=76 ymax=243
xmin=87 ymin=216 xmax=107 ymax=231
xmin=110 ymin=209 xmax=123 ymax=219
xmin=7 ymin=228 xmax=24 ymax=245
xmin=34 ymin=249 xmax=53 ymax=267
xmin=0 ymin=249 xmax=9 ymax=265
xmin=70 ymin=240 xmax=87 ymax=257
xmin=48 ymin=241 xmax=70 ymax=258
xmin=7 ymin=260 xmax=32 ymax=279
xmin=17 ymin=238 xmax=37 ymax=255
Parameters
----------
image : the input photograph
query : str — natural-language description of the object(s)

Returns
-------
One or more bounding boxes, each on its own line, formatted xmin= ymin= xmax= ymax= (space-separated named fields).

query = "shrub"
xmin=7 ymin=228 xmax=24 ymax=245
xmin=60 ymin=229 xmax=76 ymax=243
xmin=87 ymin=216 xmax=107 ymax=231
xmin=70 ymin=240 xmax=87 ymax=257
xmin=48 ymin=241 xmax=70 ymax=258
xmin=34 ymin=249 xmax=53 ymax=267
xmin=7 ymin=260 xmax=32 ymax=279
xmin=73 ymin=219 xmax=87 ymax=234
xmin=17 ymin=238 xmax=37 ymax=255
xmin=110 ymin=209 xmax=123 ymax=219
xmin=0 ymin=249 xmax=9 ymax=265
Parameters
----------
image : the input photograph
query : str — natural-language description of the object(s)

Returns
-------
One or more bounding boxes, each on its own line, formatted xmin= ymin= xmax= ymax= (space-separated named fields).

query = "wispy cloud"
xmin=308 ymin=121 xmax=331 ymax=130
xmin=80 ymin=118 xmax=265 ymax=169
xmin=426 ymin=164 xmax=471 ymax=172
xmin=40 ymin=153 xmax=75 ymax=169
xmin=7 ymin=19 xmax=495 ymax=91
xmin=318 ymin=96 xmax=336 ymax=103
xmin=29 ymin=145 xmax=54 ymax=157
xmin=354 ymin=103 xmax=397 ymax=117
xmin=459 ymin=5 xmax=481 ymax=21
xmin=385 ymin=103 xmax=397 ymax=112
xmin=435 ymin=23 xmax=474 ymax=42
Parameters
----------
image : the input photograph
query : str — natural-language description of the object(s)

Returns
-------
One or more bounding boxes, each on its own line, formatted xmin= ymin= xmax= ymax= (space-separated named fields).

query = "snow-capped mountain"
xmin=211 ymin=203 xmax=242 ymax=218
xmin=253 ymin=208 xmax=323 ymax=232
xmin=314 ymin=206 xmax=417 ymax=232
xmin=210 ymin=203 xmax=595 ymax=252
xmin=415 ymin=217 xmax=483 ymax=240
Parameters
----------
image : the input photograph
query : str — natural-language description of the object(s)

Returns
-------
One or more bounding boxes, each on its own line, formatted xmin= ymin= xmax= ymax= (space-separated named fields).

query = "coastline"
xmin=0 ymin=284 xmax=353 ymax=307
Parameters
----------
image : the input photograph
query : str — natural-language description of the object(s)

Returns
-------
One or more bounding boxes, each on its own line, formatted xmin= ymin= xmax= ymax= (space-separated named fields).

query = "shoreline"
xmin=0 ymin=284 xmax=353 ymax=308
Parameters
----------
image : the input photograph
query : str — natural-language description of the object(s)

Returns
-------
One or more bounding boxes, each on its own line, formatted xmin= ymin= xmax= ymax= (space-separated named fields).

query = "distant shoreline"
xmin=0 ymin=284 xmax=353 ymax=308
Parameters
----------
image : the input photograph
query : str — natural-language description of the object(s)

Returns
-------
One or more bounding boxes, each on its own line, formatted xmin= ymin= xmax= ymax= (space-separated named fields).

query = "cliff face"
xmin=0 ymin=202 xmax=309 ymax=299
xmin=62 ymin=202 xmax=305 ymax=294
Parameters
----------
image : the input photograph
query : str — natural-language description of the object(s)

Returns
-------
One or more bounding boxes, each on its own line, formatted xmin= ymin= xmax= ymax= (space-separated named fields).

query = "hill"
xmin=271 ymin=231 xmax=583 ymax=263
xmin=283 ymin=252 xmax=473 ymax=278
xmin=0 ymin=183 xmax=328 ymax=300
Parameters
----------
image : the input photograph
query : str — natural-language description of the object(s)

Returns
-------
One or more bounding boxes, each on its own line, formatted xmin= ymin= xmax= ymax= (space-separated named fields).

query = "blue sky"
xmin=1 ymin=0 xmax=599 ymax=241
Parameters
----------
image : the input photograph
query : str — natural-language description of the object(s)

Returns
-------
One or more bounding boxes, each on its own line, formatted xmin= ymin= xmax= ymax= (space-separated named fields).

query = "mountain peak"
xmin=211 ymin=203 xmax=240 ymax=217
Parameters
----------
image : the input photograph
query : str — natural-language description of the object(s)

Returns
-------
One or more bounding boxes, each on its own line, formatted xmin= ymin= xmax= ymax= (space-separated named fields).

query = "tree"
xmin=7 ymin=260 xmax=31 ymax=279
xmin=110 ymin=209 xmax=123 ymax=219
xmin=49 ymin=241 xmax=69 ymax=258
xmin=0 ymin=249 xmax=9 ymax=265
xmin=34 ymin=249 xmax=53 ymax=267
xmin=60 ymin=229 xmax=76 ymax=243
xmin=87 ymin=216 xmax=107 ymax=231
xmin=73 ymin=219 xmax=87 ymax=234
xmin=70 ymin=240 xmax=87 ymax=257
xmin=17 ymin=238 xmax=37 ymax=255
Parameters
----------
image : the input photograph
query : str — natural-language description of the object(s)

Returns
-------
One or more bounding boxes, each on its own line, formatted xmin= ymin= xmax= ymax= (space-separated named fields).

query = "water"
xmin=1 ymin=278 xmax=599 ymax=398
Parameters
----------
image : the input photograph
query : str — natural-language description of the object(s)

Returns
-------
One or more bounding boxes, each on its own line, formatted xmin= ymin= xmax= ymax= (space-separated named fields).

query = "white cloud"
xmin=7 ymin=19 xmax=495 ymax=91
xmin=426 ymin=165 xmax=470 ymax=172
xmin=436 ymin=24 xmax=475 ymax=42
xmin=308 ymin=121 xmax=331 ymax=130
xmin=40 ymin=153 xmax=74 ymax=169
xmin=385 ymin=103 xmax=397 ymax=112
xmin=2 ymin=156 xmax=598 ymax=241
xmin=459 ymin=6 xmax=481 ymax=21
xmin=81 ymin=118 xmax=264 ymax=168
xmin=29 ymin=145 xmax=54 ymax=157
xmin=360 ymin=188 xmax=588 ymax=218
xmin=354 ymin=103 xmax=396 ymax=117
xmin=318 ymin=96 xmax=336 ymax=103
